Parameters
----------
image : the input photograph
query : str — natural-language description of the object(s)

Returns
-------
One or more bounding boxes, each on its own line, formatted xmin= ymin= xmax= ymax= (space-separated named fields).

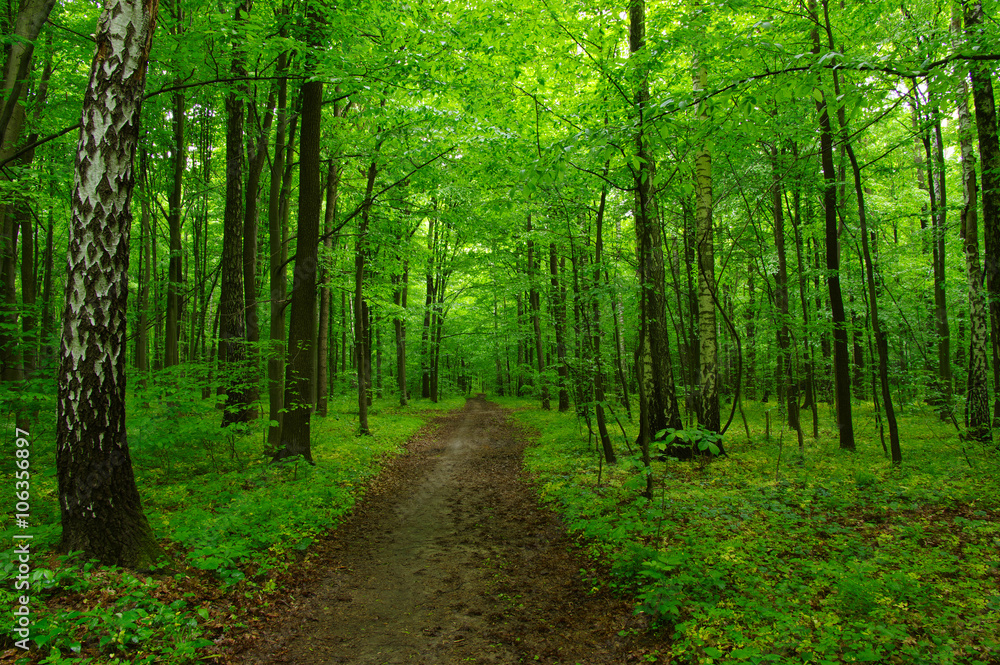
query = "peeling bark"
xmin=56 ymin=0 xmax=161 ymax=568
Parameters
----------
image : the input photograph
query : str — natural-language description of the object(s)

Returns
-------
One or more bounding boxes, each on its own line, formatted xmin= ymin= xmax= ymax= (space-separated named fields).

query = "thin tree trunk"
xmin=771 ymin=145 xmax=799 ymax=438
xmin=165 ymin=90 xmax=184 ymax=367
xmin=550 ymin=243 xmax=569 ymax=411
xmin=593 ymin=178 xmax=616 ymax=463
xmin=242 ymin=71 xmax=274 ymax=417
xmin=845 ymin=142 xmax=901 ymax=462
xmin=266 ymin=62 xmax=290 ymax=449
xmin=317 ymin=159 xmax=339 ymax=417
xmin=393 ymin=260 xmax=409 ymax=406
xmin=527 ymin=217 xmax=549 ymax=410
xmin=354 ymin=155 xmax=378 ymax=434
xmin=136 ymin=151 xmax=151 ymax=379
xmin=812 ymin=0 xmax=854 ymax=449
xmin=421 ymin=212 xmax=436 ymax=398
xmin=790 ymin=145 xmax=820 ymax=437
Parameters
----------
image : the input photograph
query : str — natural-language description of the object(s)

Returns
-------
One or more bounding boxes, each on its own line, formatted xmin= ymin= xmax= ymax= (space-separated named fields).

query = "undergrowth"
xmin=505 ymin=395 xmax=1000 ymax=665
xmin=0 ymin=370 xmax=462 ymax=663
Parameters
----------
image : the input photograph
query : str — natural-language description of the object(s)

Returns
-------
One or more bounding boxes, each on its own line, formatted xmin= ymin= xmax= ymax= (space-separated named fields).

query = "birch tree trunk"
xmin=56 ymin=0 xmax=161 ymax=567
xmin=953 ymin=5 xmax=991 ymax=443
xmin=965 ymin=0 xmax=1000 ymax=428
xmin=693 ymin=49 xmax=719 ymax=435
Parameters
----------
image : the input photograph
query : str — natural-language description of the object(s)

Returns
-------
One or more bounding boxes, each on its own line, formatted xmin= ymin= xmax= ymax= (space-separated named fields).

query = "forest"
xmin=0 ymin=0 xmax=999 ymax=662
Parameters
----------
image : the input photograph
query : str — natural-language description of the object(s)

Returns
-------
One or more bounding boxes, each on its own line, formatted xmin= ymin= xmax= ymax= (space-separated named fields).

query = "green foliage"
xmin=0 ymin=555 xmax=211 ymax=664
xmin=512 ymin=396 xmax=1000 ymax=665
xmin=655 ymin=427 xmax=725 ymax=457
xmin=0 ymin=378 xmax=462 ymax=661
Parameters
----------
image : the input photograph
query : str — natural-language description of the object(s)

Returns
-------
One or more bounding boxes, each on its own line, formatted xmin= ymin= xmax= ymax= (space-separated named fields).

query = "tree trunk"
xmin=790 ymin=180 xmax=819 ymax=437
xmin=527 ymin=217 xmax=549 ymax=410
xmin=57 ymin=0 xmax=161 ymax=568
xmin=931 ymin=114 xmax=952 ymax=404
xmin=421 ymin=213 xmax=436 ymax=398
xmin=965 ymin=0 xmax=1000 ymax=428
xmin=631 ymin=0 xmax=681 ymax=498
xmin=266 ymin=63 xmax=290 ymax=449
xmin=137 ymin=156 xmax=151 ymax=377
xmin=317 ymin=159 xmax=339 ymax=417
xmin=693 ymin=53 xmax=719 ymax=435
xmin=593 ymin=178 xmax=616 ymax=463
xmin=165 ymin=90 xmax=184 ymax=367
xmin=954 ymin=4 xmax=991 ymax=443
xmin=549 ymin=243 xmax=569 ymax=411
xmin=393 ymin=259 xmax=409 ymax=407
xmin=274 ymin=78 xmax=322 ymax=461
xmin=242 ymin=71 xmax=274 ymax=416
xmin=811 ymin=0 xmax=854 ymax=450
xmin=917 ymin=91 xmax=953 ymax=415
xmin=354 ymin=155 xmax=379 ymax=434
xmin=845 ymin=142 xmax=901 ymax=462
xmin=771 ymin=146 xmax=799 ymax=438
xmin=219 ymin=3 xmax=252 ymax=426
xmin=0 ymin=0 xmax=56 ymax=142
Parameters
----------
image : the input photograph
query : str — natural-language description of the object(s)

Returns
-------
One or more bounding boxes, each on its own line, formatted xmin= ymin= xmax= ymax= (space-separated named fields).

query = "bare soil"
xmin=224 ymin=396 xmax=665 ymax=665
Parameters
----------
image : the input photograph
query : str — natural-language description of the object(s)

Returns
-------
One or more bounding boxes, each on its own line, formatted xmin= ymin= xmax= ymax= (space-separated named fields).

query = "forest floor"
xmin=221 ymin=395 xmax=664 ymax=665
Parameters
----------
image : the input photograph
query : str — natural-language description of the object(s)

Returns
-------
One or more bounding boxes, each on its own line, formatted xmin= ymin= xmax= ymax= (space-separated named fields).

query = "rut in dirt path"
xmin=231 ymin=397 xmax=661 ymax=665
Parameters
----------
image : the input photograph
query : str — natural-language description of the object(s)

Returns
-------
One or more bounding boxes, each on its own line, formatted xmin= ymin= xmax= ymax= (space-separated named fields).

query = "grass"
xmin=0 ymin=371 xmax=463 ymax=663
xmin=505 ymin=394 xmax=1000 ymax=665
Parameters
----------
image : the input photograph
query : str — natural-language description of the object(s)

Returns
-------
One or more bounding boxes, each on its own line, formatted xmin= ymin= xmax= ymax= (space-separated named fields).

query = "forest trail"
xmin=226 ymin=396 xmax=661 ymax=664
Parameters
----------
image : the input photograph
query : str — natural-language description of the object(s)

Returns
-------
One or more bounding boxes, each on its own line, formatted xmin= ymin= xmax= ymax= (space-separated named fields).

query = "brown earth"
xmin=224 ymin=396 xmax=667 ymax=664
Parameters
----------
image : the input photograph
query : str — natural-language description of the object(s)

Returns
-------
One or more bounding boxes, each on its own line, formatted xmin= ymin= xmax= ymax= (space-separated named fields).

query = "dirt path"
xmin=227 ymin=397 xmax=662 ymax=664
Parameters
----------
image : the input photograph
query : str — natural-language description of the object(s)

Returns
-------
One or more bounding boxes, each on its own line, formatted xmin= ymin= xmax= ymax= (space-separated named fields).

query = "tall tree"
xmin=354 ymin=151 xmax=380 ymax=433
xmin=219 ymin=0 xmax=253 ymax=426
xmin=266 ymin=53 xmax=291 ymax=449
xmin=549 ymin=242 xmax=569 ymax=411
xmin=692 ymin=29 xmax=719 ymax=435
xmin=592 ymin=173 xmax=616 ymax=463
xmin=631 ymin=0 xmax=682 ymax=498
xmin=274 ymin=76 xmax=323 ymax=460
xmin=527 ymin=216 xmax=550 ymax=410
xmin=164 ymin=87 xmax=184 ymax=367
xmin=56 ymin=0 xmax=161 ymax=567
xmin=964 ymin=0 xmax=1000 ymax=428
xmin=811 ymin=0 xmax=854 ymax=450
xmin=844 ymin=141 xmax=901 ymax=463
xmin=953 ymin=4 xmax=991 ymax=443
xmin=771 ymin=145 xmax=799 ymax=442
xmin=317 ymin=157 xmax=339 ymax=416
